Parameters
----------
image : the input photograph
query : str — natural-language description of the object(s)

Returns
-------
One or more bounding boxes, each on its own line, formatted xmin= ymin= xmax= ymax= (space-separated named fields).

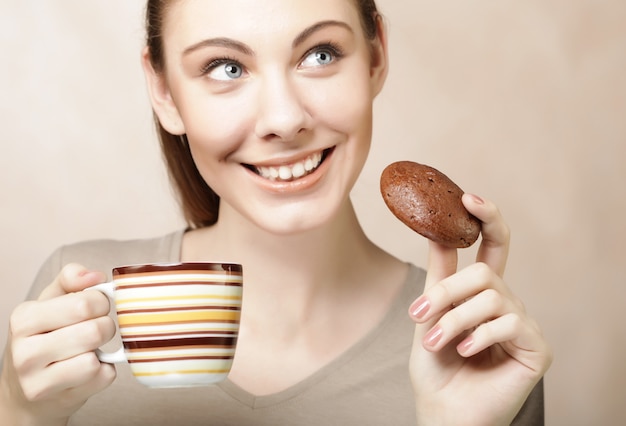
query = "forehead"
xmin=163 ymin=0 xmax=362 ymax=47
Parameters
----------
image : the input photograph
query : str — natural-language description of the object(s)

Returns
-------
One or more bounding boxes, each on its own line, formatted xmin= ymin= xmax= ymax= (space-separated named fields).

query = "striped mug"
xmin=89 ymin=262 xmax=243 ymax=388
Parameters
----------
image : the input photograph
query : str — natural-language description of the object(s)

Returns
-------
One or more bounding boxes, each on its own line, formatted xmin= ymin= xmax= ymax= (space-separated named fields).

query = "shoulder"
xmin=403 ymin=263 xmax=427 ymax=300
xmin=373 ymin=262 xmax=425 ymax=348
xmin=27 ymin=230 xmax=184 ymax=299
xmin=58 ymin=230 xmax=184 ymax=270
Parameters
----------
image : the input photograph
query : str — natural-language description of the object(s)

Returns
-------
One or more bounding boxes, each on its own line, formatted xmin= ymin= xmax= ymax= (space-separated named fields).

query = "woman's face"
xmin=148 ymin=0 xmax=387 ymax=234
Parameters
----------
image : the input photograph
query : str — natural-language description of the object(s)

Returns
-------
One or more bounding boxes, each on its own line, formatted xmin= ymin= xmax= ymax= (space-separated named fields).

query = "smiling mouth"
xmin=244 ymin=148 xmax=334 ymax=182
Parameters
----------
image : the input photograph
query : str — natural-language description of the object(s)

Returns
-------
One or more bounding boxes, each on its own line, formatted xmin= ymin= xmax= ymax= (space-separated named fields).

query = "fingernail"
xmin=80 ymin=270 xmax=104 ymax=282
xmin=458 ymin=336 xmax=474 ymax=355
xmin=409 ymin=296 xmax=430 ymax=319
xmin=424 ymin=326 xmax=443 ymax=347
xmin=468 ymin=194 xmax=485 ymax=205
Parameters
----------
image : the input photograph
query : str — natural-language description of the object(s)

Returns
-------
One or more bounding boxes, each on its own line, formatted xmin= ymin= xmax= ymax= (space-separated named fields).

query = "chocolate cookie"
xmin=380 ymin=161 xmax=481 ymax=248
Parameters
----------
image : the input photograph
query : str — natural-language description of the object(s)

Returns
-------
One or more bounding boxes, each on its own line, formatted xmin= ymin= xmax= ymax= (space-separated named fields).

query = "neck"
xmin=189 ymin=198 xmax=407 ymax=395
xmin=182 ymin=198 xmax=387 ymax=318
xmin=203 ymin=198 xmax=371 ymax=277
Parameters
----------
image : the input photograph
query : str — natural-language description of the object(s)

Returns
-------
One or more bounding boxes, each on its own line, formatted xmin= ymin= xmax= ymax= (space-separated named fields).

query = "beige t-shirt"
xmin=26 ymin=231 xmax=544 ymax=425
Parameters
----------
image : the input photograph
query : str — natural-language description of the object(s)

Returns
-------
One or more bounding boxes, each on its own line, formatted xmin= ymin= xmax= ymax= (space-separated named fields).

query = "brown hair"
xmin=145 ymin=0 xmax=380 ymax=229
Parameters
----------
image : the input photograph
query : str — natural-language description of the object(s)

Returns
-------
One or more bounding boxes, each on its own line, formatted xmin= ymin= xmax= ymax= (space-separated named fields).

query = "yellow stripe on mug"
xmin=118 ymin=310 xmax=241 ymax=327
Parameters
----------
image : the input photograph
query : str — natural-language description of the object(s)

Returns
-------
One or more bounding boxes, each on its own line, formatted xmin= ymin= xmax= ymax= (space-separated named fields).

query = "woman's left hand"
xmin=408 ymin=194 xmax=552 ymax=425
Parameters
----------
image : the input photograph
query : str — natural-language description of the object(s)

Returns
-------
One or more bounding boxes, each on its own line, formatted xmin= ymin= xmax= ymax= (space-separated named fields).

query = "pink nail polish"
xmin=458 ymin=336 xmax=474 ymax=355
xmin=424 ymin=326 xmax=443 ymax=347
xmin=469 ymin=194 xmax=485 ymax=205
xmin=409 ymin=296 xmax=430 ymax=319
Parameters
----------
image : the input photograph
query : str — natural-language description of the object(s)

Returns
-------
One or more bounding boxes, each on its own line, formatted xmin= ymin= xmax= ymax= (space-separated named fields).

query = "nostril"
xmin=254 ymin=91 xmax=309 ymax=141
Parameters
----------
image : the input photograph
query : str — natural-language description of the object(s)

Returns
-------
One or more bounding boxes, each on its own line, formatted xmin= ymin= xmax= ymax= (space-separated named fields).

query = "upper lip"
xmin=242 ymin=147 xmax=333 ymax=169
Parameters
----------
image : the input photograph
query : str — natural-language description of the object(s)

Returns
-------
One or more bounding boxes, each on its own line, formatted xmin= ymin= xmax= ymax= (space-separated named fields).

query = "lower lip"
xmin=245 ymin=149 xmax=334 ymax=194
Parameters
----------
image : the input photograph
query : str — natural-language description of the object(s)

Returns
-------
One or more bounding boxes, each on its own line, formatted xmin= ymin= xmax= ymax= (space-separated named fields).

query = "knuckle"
xmin=505 ymin=312 xmax=524 ymax=332
xmin=100 ymin=362 xmax=117 ymax=385
xmin=20 ymin=378 xmax=50 ymax=402
xmin=11 ymin=352 xmax=30 ymax=375
xmin=73 ymin=294 xmax=95 ymax=321
xmin=77 ymin=352 xmax=103 ymax=378
xmin=437 ymin=282 xmax=453 ymax=301
xmin=76 ymin=319 xmax=110 ymax=349
xmin=471 ymin=262 xmax=493 ymax=280
xmin=101 ymin=316 xmax=117 ymax=341
xmin=431 ymin=280 xmax=453 ymax=305
xmin=501 ymin=222 xmax=511 ymax=241
xmin=443 ymin=309 xmax=463 ymax=331
xmin=21 ymin=387 xmax=40 ymax=402
xmin=9 ymin=302 xmax=37 ymax=336
xmin=482 ymin=288 xmax=502 ymax=309
xmin=72 ymin=291 xmax=108 ymax=322
xmin=97 ymin=317 xmax=117 ymax=344
xmin=11 ymin=340 xmax=41 ymax=375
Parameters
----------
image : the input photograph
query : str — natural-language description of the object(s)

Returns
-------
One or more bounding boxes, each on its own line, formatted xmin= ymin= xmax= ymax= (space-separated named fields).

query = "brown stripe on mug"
xmin=113 ymin=262 xmax=243 ymax=275
xmin=128 ymin=355 xmax=234 ymax=364
xmin=124 ymin=336 xmax=238 ymax=350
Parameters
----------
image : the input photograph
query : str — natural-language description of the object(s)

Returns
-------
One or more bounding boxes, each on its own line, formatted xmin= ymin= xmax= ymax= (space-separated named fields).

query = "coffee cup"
xmin=88 ymin=262 xmax=243 ymax=388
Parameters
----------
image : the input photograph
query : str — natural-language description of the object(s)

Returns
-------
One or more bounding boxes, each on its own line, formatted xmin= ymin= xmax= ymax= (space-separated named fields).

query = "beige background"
xmin=2 ymin=1 xmax=624 ymax=424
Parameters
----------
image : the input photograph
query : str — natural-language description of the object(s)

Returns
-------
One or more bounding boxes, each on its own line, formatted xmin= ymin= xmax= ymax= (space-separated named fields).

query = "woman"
xmin=0 ymin=0 xmax=552 ymax=424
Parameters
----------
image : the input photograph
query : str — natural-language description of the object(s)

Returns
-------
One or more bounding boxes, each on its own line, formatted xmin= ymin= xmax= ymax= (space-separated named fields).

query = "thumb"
xmin=38 ymin=263 xmax=107 ymax=301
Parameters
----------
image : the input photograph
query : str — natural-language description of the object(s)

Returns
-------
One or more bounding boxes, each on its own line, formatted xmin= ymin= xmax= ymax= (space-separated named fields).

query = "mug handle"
xmin=85 ymin=282 xmax=126 ymax=364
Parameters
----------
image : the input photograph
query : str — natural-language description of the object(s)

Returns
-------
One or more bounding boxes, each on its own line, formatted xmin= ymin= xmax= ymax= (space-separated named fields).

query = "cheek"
xmin=316 ymin=77 xmax=374 ymax=142
xmin=180 ymin=93 xmax=252 ymax=159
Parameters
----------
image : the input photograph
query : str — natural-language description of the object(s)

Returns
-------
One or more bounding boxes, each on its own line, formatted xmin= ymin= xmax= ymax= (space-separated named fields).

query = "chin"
xmin=250 ymin=200 xmax=342 ymax=237
xmin=258 ymin=212 xmax=330 ymax=236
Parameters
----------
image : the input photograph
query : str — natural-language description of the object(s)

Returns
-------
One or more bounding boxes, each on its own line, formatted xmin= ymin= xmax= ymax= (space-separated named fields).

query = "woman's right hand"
xmin=0 ymin=264 xmax=117 ymax=426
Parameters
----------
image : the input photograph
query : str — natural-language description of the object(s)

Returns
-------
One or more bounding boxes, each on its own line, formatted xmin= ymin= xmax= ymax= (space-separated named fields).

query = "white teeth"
xmin=278 ymin=166 xmax=292 ymax=180
xmin=291 ymin=162 xmax=306 ymax=178
xmin=255 ymin=151 xmax=324 ymax=182
xmin=304 ymin=157 xmax=314 ymax=171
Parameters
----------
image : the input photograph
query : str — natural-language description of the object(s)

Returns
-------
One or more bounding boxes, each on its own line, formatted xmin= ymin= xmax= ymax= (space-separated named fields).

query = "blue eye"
xmin=206 ymin=60 xmax=244 ymax=81
xmin=301 ymin=48 xmax=337 ymax=68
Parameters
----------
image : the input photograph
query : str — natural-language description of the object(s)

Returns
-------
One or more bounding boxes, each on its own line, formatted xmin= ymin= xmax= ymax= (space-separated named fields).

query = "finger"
xmin=455 ymin=313 xmax=530 ymax=358
xmin=421 ymin=287 xmax=515 ymax=352
xmin=11 ymin=290 xmax=111 ymax=338
xmin=39 ymin=264 xmax=107 ymax=301
xmin=27 ymin=316 xmax=116 ymax=367
xmin=414 ymin=262 xmax=505 ymax=323
xmin=11 ymin=314 xmax=114 ymax=380
xmin=462 ymin=194 xmax=510 ymax=277
xmin=424 ymin=240 xmax=458 ymax=290
xmin=410 ymin=241 xmax=459 ymax=335
xmin=409 ymin=244 xmax=461 ymax=324
xmin=62 ymin=360 xmax=117 ymax=401
xmin=21 ymin=351 xmax=116 ymax=402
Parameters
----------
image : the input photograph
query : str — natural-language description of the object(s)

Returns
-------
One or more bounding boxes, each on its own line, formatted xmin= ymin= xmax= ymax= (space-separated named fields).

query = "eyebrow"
xmin=292 ymin=20 xmax=354 ymax=48
xmin=183 ymin=38 xmax=254 ymax=56
xmin=182 ymin=20 xmax=354 ymax=57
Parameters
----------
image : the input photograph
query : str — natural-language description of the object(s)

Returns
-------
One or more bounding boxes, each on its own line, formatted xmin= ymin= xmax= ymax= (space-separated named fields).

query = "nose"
xmin=254 ymin=72 xmax=308 ymax=142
